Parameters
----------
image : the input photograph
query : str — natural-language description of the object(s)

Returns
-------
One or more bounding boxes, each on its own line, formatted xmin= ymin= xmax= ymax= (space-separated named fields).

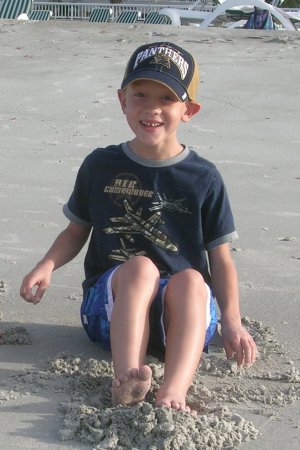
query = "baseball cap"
xmin=121 ymin=42 xmax=199 ymax=103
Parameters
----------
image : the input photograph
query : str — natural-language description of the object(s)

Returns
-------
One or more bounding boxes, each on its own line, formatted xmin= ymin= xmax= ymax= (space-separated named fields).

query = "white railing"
xmin=31 ymin=1 xmax=210 ymax=20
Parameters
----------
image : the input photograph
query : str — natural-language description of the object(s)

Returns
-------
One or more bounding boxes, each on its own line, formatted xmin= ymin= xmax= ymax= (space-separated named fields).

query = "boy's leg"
xmin=110 ymin=256 xmax=160 ymax=406
xmin=155 ymin=268 xmax=208 ymax=413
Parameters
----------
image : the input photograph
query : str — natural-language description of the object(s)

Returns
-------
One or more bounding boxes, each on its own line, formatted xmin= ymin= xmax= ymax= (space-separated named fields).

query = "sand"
xmin=0 ymin=19 xmax=299 ymax=450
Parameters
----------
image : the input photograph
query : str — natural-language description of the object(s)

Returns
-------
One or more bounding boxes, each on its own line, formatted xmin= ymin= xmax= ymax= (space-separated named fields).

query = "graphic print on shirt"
xmin=104 ymin=173 xmax=153 ymax=207
xmin=149 ymin=192 xmax=192 ymax=214
xmin=103 ymin=173 xmax=192 ymax=262
xmin=103 ymin=198 xmax=178 ymax=252
xmin=108 ymin=237 xmax=147 ymax=262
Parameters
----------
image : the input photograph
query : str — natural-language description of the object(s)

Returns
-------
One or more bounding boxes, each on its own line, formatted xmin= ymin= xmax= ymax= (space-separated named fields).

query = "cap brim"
xmin=121 ymin=69 xmax=188 ymax=102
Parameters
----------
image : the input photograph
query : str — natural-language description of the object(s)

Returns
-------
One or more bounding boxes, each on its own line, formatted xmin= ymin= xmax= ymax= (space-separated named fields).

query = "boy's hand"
xmin=20 ymin=222 xmax=90 ymax=306
xmin=221 ymin=318 xmax=257 ymax=367
xmin=20 ymin=263 xmax=53 ymax=305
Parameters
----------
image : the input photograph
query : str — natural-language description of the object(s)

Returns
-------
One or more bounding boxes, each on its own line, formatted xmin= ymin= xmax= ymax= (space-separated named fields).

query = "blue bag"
xmin=244 ymin=7 xmax=275 ymax=29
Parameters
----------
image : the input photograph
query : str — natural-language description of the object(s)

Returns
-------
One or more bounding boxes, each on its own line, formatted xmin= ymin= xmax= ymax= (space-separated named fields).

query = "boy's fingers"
xmin=243 ymin=336 xmax=257 ymax=365
xmin=223 ymin=327 xmax=258 ymax=367
xmin=20 ymin=278 xmax=34 ymax=301
xmin=239 ymin=339 xmax=257 ymax=367
xmin=33 ymin=284 xmax=47 ymax=304
xmin=23 ymin=292 xmax=43 ymax=305
xmin=25 ymin=294 xmax=36 ymax=303
xmin=242 ymin=343 xmax=253 ymax=366
xmin=223 ymin=340 xmax=235 ymax=360
xmin=20 ymin=288 xmax=34 ymax=302
xmin=225 ymin=339 xmax=245 ymax=366
xmin=250 ymin=339 xmax=258 ymax=364
xmin=234 ymin=345 xmax=244 ymax=367
xmin=20 ymin=282 xmax=47 ymax=304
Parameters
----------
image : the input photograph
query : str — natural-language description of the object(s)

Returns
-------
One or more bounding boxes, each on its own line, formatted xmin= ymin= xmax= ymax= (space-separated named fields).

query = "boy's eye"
xmin=161 ymin=95 xmax=177 ymax=104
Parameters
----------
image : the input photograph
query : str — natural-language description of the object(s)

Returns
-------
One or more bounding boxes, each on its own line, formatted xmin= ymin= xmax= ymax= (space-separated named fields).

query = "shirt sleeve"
xmin=201 ymin=169 xmax=238 ymax=250
xmin=63 ymin=158 xmax=91 ymax=227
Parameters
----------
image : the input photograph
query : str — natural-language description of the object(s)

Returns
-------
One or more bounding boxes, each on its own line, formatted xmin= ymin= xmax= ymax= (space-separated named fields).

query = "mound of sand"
xmin=0 ymin=326 xmax=31 ymax=345
xmin=2 ymin=318 xmax=298 ymax=449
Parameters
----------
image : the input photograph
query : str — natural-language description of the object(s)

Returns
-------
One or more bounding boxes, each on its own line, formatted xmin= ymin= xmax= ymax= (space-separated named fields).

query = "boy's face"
xmin=118 ymin=80 xmax=200 ymax=157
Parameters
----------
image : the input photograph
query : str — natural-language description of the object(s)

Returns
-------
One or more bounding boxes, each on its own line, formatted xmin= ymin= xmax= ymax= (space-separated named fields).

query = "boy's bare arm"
xmin=208 ymin=244 xmax=257 ymax=366
xmin=20 ymin=222 xmax=91 ymax=304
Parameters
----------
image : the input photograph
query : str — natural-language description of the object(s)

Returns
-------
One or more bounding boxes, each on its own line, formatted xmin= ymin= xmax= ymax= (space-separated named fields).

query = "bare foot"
xmin=112 ymin=365 xmax=152 ymax=407
xmin=155 ymin=388 xmax=197 ymax=416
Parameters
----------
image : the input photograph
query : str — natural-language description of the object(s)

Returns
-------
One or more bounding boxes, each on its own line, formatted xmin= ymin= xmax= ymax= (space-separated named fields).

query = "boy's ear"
xmin=182 ymin=102 xmax=201 ymax=122
xmin=118 ymin=89 xmax=127 ymax=114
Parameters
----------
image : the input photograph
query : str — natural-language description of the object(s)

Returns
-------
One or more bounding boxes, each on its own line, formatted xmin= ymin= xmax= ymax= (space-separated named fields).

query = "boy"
xmin=20 ymin=42 xmax=257 ymax=414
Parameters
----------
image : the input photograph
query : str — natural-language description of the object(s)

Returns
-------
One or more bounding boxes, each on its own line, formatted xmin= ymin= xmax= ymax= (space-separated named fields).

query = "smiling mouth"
xmin=141 ymin=121 xmax=162 ymax=128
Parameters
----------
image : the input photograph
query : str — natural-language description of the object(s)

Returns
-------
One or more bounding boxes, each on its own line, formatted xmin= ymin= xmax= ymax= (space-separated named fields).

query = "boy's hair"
xmin=121 ymin=42 xmax=199 ymax=103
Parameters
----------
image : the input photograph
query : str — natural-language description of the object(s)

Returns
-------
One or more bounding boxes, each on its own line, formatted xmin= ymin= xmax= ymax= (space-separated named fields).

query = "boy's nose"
xmin=144 ymin=97 xmax=162 ymax=112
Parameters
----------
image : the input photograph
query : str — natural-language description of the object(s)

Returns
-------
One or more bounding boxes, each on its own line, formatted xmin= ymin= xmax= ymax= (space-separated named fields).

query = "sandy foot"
xmin=112 ymin=365 xmax=152 ymax=406
xmin=156 ymin=391 xmax=197 ymax=416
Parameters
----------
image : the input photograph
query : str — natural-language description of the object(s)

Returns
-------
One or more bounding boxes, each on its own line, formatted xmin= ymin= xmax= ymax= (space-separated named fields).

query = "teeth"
xmin=142 ymin=121 xmax=161 ymax=127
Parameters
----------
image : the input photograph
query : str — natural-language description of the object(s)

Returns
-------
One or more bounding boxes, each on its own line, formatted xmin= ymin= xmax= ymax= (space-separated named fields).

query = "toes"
xmin=156 ymin=400 xmax=172 ymax=408
xmin=111 ymin=366 xmax=152 ymax=407
xmin=124 ymin=368 xmax=137 ymax=379
xmin=119 ymin=374 xmax=129 ymax=383
xmin=130 ymin=368 xmax=139 ymax=378
xmin=139 ymin=365 xmax=152 ymax=381
xmin=170 ymin=400 xmax=180 ymax=410
xmin=112 ymin=378 xmax=121 ymax=389
xmin=156 ymin=398 xmax=196 ymax=415
xmin=112 ymin=373 xmax=129 ymax=388
xmin=122 ymin=366 xmax=151 ymax=381
xmin=170 ymin=401 xmax=188 ymax=411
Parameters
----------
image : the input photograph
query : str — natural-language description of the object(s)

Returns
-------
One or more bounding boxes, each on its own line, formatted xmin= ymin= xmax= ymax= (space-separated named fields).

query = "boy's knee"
xmin=167 ymin=269 xmax=207 ymax=303
xmin=173 ymin=268 xmax=205 ymax=287
xmin=123 ymin=255 xmax=160 ymax=279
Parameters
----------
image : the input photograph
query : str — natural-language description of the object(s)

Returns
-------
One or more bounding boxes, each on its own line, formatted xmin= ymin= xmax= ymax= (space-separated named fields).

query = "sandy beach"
xmin=0 ymin=19 xmax=299 ymax=449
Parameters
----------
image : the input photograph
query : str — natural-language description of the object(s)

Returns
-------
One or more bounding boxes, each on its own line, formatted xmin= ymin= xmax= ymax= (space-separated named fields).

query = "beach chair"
xmin=198 ymin=0 xmax=297 ymax=29
xmin=116 ymin=10 xmax=141 ymax=24
xmin=160 ymin=0 xmax=297 ymax=29
xmin=89 ymin=7 xmax=112 ymax=23
xmin=277 ymin=5 xmax=300 ymax=27
xmin=144 ymin=11 xmax=172 ymax=25
xmin=0 ymin=0 xmax=31 ymax=19
xmin=28 ymin=10 xmax=52 ymax=21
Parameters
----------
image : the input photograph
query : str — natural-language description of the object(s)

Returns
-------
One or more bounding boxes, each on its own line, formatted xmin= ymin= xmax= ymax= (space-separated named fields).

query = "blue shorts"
xmin=80 ymin=266 xmax=218 ymax=352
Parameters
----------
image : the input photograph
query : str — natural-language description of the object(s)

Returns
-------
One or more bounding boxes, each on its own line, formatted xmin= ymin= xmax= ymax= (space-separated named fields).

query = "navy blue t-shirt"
xmin=63 ymin=144 xmax=238 ymax=289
